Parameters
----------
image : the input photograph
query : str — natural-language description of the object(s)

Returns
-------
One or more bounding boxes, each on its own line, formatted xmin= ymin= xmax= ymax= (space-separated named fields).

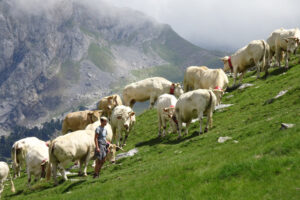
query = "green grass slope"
xmin=2 ymin=56 xmax=300 ymax=200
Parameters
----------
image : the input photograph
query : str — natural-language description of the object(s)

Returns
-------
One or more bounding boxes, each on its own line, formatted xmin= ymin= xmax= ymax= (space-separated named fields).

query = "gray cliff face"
xmin=0 ymin=0 xmax=222 ymax=135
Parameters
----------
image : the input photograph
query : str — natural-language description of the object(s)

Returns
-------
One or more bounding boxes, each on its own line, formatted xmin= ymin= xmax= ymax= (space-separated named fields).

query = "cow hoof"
xmin=204 ymin=128 xmax=208 ymax=133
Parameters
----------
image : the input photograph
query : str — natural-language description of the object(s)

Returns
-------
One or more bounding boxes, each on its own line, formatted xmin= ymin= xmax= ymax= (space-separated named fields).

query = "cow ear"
xmin=220 ymin=57 xmax=228 ymax=61
xmin=130 ymin=112 xmax=135 ymax=116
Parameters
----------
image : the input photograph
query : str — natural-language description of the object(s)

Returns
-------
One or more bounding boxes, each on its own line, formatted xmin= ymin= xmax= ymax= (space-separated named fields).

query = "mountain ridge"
xmin=0 ymin=0 xmax=223 ymax=135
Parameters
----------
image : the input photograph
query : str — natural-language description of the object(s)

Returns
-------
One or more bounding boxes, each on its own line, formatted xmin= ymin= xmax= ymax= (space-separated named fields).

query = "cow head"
xmin=212 ymin=87 xmax=224 ymax=105
xmin=220 ymin=56 xmax=231 ymax=72
xmin=88 ymin=110 xmax=103 ymax=123
xmin=163 ymin=106 xmax=178 ymax=132
xmin=106 ymin=95 xmax=119 ymax=110
xmin=173 ymin=83 xmax=184 ymax=98
xmin=284 ymin=37 xmax=299 ymax=54
xmin=117 ymin=111 xmax=135 ymax=131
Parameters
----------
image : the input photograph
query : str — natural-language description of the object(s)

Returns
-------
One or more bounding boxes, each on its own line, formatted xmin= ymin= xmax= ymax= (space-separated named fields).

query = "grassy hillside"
xmin=2 ymin=56 xmax=300 ymax=199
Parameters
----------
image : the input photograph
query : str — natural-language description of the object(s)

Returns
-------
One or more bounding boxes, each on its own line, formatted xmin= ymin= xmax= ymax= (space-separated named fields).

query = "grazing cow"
xmin=175 ymin=89 xmax=217 ymax=138
xmin=25 ymin=144 xmax=49 ymax=187
xmin=221 ymin=40 xmax=270 ymax=86
xmin=61 ymin=110 xmax=103 ymax=134
xmin=47 ymin=130 xmax=96 ymax=185
xmin=97 ymin=94 xmax=122 ymax=119
xmin=110 ymin=105 xmax=136 ymax=147
xmin=11 ymin=137 xmax=46 ymax=178
xmin=0 ymin=162 xmax=15 ymax=198
xmin=267 ymin=28 xmax=300 ymax=68
xmin=123 ymin=77 xmax=183 ymax=108
xmin=183 ymin=66 xmax=228 ymax=104
xmin=156 ymin=94 xmax=178 ymax=137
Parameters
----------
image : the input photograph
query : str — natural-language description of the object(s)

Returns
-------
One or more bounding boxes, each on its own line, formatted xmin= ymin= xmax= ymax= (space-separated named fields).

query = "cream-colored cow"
xmin=183 ymin=66 xmax=228 ymax=104
xmin=221 ymin=40 xmax=270 ymax=86
xmin=0 ymin=162 xmax=15 ymax=198
xmin=97 ymin=94 xmax=122 ymax=119
xmin=123 ymin=77 xmax=183 ymax=109
xmin=175 ymin=89 xmax=217 ymax=138
xmin=110 ymin=105 xmax=136 ymax=147
xmin=267 ymin=28 xmax=300 ymax=68
xmin=156 ymin=94 xmax=178 ymax=137
xmin=11 ymin=137 xmax=47 ymax=178
xmin=61 ymin=110 xmax=102 ymax=134
xmin=47 ymin=130 xmax=96 ymax=185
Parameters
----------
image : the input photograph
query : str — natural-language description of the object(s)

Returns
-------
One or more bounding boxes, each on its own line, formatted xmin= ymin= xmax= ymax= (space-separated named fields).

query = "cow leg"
xmin=115 ymin=128 xmax=121 ymax=147
xmin=52 ymin=162 xmax=58 ymax=185
xmin=205 ymin=110 xmax=213 ymax=132
xmin=78 ymin=159 xmax=83 ymax=176
xmin=239 ymin=71 xmax=245 ymax=85
xmin=149 ymin=95 xmax=156 ymax=109
xmin=0 ymin=181 xmax=3 ymax=197
xmin=276 ymin=48 xmax=282 ymax=67
xmin=122 ymin=132 xmax=129 ymax=147
xmin=185 ymin=121 xmax=190 ymax=136
xmin=256 ymin=61 xmax=261 ymax=79
xmin=284 ymin=51 xmax=289 ymax=68
xmin=233 ymin=69 xmax=238 ymax=86
xmin=198 ymin=111 xmax=204 ymax=135
xmin=177 ymin=117 xmax=183 ymax=139
xmin=59 ymin=168 xmax=68 ymax=181
xmin=27 ymin=168 xmax=31 ymax=187
xmin=162 ymin=117 xmax=167 ymax=137
xmin=158 ymin=114 xmax=162 ymax=137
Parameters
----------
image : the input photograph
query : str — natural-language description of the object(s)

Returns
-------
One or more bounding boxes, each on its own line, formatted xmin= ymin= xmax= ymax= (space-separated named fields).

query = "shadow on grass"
xmin=5 ymin=189 xmax=24 ymax=198
xmin=226 ymin=84 xmax=241 ymax=92
xmin=62 ymin=179 xmax=86 ymax=193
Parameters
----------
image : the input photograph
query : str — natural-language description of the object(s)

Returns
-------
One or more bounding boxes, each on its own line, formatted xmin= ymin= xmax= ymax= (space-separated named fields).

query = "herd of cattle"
xmin=0 ymin=27 xmax=299 ymax=197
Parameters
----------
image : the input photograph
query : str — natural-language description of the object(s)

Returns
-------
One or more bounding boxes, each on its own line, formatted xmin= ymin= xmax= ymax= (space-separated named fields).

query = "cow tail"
xmin=9 ymin=174 xmax=16 ymax=193
xmin=261 ymin=40 xmax=267 ymax=71
xmin=46 ymin=140 xmax=54 ymax=181
xmin=207 ymin=90 xmax=213 ymax=110
xmin=12 ymin=145 xmax=18 ymax=171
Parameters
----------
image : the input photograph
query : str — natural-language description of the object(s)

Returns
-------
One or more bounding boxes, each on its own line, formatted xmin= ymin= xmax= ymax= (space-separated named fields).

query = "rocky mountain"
xmin=0 ymin=0 xmax=224 ymax=136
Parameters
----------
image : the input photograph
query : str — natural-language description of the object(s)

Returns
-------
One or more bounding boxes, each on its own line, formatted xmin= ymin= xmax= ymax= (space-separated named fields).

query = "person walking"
xmin=93 ymin=116 xmax=108 ymax=178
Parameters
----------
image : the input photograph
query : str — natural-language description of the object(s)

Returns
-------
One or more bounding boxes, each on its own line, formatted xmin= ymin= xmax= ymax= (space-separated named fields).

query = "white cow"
xmin=156 ymin=94 xmax=178 ymax=137
xmin=47 ymin=130 xmax=96 ymax=185
xmin=123 ymin=77 xmax=183 ymax=108
xmin=0 ymin=162 xmax=15 ymax=198
xmin=25 ymin=144 xmax=49 ymax=187
xmin=221 ymin=40 xmax=270 ymax=86
xmin=183 ymin=66 xmax=228 ymax=104
xmin=175 ymin=89 xmax=217 ymax=138
xmin=11 ymin=137 xmax=47 ymax=178
xmin=267 ymin=28 xmax=300 ymax=68
xmin=110 ymin=105 xmax=136 ymax=147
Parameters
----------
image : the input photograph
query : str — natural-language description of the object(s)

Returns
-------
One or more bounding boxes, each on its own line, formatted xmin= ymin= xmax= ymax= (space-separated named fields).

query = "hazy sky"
xmin=107 ymin=0 xmax=300 ymax=51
